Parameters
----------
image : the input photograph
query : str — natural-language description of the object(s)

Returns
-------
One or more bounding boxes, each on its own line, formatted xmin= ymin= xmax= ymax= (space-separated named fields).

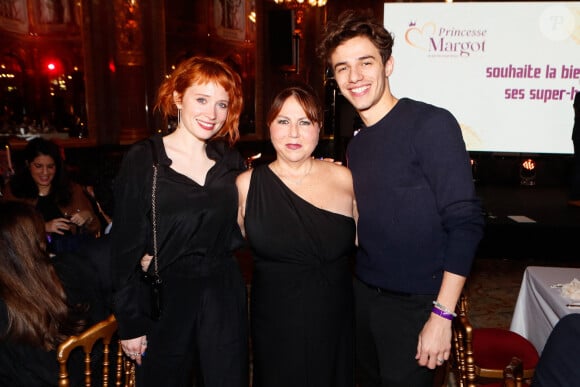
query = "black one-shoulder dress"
xmin=245 ymin=165 xmax=356 ymax=387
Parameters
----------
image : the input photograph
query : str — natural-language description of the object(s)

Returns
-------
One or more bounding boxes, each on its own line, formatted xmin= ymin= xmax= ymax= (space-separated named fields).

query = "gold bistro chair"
xmin=57 ymin=314 xmax=135 ymax=387
xmin=450 ymin=294 xmax=538 ymax=387
xmin=503 ymin=357 xmax=524 ymax=387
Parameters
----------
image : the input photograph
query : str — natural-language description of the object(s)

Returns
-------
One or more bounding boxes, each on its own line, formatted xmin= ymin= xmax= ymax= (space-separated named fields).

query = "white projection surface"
xmin=383 ymin=2 xmax=579 ymax=154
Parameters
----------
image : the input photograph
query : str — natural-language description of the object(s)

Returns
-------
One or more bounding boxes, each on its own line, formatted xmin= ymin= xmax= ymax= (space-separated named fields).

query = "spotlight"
xmin=520 ymin=158 xmax=536 ymax=186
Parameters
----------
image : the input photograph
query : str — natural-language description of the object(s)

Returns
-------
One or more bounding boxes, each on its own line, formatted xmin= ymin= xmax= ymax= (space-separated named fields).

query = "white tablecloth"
xmin=510 ymin=266 xmax=580 ymax=354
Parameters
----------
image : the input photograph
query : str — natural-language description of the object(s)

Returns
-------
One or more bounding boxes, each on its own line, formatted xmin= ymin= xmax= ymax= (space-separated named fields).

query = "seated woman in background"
xmin=2 ymin=138 xmax=100 ymax=253
xmin=0 ymin=201 xmax=102 ymax=387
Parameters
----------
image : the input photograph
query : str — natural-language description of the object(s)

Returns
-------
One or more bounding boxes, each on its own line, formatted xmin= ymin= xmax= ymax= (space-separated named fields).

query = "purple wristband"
xmin=432 ymin=306 xmax=454 ymax=320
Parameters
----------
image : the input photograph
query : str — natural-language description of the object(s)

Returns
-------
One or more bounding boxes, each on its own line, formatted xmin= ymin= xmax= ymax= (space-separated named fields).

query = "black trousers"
xmin=354 ymin=277 xmax=434 ymax=387
xmin=136 ymin=257 xmax=249 ymax=387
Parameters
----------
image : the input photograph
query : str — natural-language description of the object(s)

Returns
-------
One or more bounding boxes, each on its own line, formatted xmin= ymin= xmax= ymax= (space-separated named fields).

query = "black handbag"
xmin=142 ymin=139 xmax=163 ymax=320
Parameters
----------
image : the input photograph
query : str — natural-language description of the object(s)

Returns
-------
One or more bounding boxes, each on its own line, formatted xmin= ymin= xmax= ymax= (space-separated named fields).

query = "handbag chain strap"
xmin=149 ymin=138 xmax=160 ymax=278
xmin=151 ymin=163 xmax=159 ymax=277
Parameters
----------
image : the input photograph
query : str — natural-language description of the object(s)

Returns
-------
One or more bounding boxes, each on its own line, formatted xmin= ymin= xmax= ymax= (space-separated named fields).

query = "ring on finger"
xmin=437 ymin=358 xmax=445 ymax=364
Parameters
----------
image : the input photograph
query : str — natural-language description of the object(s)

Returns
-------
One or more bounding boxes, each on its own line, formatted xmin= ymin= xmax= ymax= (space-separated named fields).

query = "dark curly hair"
xmin=317 ymin=9 xmax=394 ymax=68
xmin=8 ymin=138 xmax=72 ymax=206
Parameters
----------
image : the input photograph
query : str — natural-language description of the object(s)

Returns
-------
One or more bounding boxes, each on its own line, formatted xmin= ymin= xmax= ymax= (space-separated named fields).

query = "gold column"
xmin=114 ymin=0 xmax=148 ymax=145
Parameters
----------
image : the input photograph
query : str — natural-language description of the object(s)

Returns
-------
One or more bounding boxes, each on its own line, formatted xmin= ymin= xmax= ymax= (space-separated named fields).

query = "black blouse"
xmin=36 ymin=194 xmax=64 ymax=221
xmin=110 ymin=134 xmax=246 ymax=338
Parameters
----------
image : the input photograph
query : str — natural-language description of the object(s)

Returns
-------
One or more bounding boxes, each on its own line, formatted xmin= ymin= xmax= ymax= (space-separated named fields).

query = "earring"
xmin=177 ymin=108 xmax=181 ymax=126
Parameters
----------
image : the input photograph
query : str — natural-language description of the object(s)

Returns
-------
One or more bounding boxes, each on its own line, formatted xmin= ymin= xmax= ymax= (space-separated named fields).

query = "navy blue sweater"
xmin=347 ymin=98 xmax=484 ymax=294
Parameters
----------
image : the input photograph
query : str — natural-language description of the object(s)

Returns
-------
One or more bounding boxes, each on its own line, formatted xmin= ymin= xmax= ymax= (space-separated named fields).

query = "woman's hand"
xmin=316 ymin=156 xmax=343 ymax=165
xmin=69 ymin=209 xmax=93 ymax=227
xmin=141 ymin=254 xmax=153 ymax=272
xmin=121 ymin=336 xmax=148 ymax=365
xmin=45 ymin=218 xmax=71 ymax=235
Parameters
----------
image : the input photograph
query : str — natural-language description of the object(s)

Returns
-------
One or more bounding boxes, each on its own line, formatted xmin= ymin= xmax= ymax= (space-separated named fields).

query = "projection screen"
xmin=383 ymin=2 xmax=579 ymax=154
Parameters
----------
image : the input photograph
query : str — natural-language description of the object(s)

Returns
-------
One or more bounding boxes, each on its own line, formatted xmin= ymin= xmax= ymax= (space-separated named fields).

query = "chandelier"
xmin=273 ymin=0 xmax=327 ymax=9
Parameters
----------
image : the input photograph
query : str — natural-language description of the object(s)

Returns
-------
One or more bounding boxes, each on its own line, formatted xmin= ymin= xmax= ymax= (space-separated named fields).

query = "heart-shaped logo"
xmin=405 ymin=22 xmax=436 ymax=51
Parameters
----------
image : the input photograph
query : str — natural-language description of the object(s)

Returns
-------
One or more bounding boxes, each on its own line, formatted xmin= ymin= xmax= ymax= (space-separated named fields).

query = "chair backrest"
xmin=451 ymin=294 xmax=477 ymax=386
xmin=57 ymin=314 xmax=135 ymax=387
xmin=451 ymin=293 xmax=537 ymax=387
xmin=0 ymin=144 xmax=14 ymax=196
xmin=0 ymin=144 xmax=14 ymax=178
xmin=503 ymin=357 xmax=524 ymax=387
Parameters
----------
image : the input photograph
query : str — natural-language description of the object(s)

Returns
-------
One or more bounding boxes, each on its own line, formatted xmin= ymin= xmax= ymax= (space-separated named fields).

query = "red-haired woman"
xmin=111 ymin=56 xmax=248 ymax=387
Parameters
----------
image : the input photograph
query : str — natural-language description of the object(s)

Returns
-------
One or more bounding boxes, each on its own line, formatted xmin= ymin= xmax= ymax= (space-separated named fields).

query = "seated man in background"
xmin=76 ymin=155 xmax=119 ymax=236
xmin=76 ymin=174 xmax=116 ymax=315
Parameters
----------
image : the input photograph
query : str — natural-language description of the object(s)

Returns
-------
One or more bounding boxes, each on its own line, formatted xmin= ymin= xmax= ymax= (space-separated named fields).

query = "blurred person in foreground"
xmin=318 ymin=10 xmax=484 ymax=386
xmin=531 ymin=313 xmax=580 ymax=387
xmin=0 ymin=201 xmax=102 ymax=387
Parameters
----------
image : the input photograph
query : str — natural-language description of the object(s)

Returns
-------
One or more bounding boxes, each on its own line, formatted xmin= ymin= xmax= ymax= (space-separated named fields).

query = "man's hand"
xmin=415 ymin=313 xmax=452 ymax=369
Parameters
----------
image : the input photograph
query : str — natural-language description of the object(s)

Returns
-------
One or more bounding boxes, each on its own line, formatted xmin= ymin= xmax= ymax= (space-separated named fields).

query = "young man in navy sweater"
xmin=319 ymin=10 xmax=484 ymax=386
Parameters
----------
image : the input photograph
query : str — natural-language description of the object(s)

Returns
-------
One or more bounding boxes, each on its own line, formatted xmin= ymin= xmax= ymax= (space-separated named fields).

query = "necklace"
xmin=38 ymin=187 xmax=51 ymax=197
xmin=274 ymin=161 xmax=313 ymax=186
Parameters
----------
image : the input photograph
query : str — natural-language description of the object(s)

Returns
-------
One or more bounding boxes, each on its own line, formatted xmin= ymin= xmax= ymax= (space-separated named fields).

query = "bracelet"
xmin=432 ymin=301 xmax=457 ymax=317
xmin=432 ymin=306 xmax=455 ymax=320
